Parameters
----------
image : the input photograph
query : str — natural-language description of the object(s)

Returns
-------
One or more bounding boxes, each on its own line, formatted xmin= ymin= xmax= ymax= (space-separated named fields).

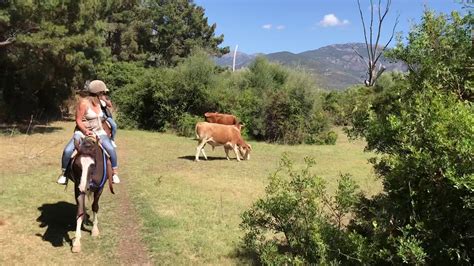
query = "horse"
xmin=66 ymin=135 xmax=114 ymax=253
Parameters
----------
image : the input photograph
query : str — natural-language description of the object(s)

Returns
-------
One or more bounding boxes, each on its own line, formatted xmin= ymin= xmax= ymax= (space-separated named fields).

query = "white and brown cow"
xmin=195 ymin=122 xmax=251 ymax=162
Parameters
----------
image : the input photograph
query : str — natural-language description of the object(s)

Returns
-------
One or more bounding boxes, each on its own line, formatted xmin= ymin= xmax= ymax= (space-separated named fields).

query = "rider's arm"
xmin=75 ymin=100 xmax=93 ymax=136
xmin=99 ymin=94 xmax=113 ymax=108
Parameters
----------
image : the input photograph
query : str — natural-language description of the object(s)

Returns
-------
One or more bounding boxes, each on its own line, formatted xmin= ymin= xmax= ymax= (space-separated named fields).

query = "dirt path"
xmin=115 ymin=184 xmax=151 ymax=265
xmin=115 ymin=144 xmax=151 ymax=265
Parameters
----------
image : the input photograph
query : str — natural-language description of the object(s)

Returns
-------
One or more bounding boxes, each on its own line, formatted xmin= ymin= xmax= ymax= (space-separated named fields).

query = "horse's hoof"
xmin=92 ymin=228 xmax=100 ymax=237
xmin=72 ymin=245 xmax=81 ymax=253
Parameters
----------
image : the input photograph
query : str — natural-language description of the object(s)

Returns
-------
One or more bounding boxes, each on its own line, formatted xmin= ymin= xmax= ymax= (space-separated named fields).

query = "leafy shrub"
xmin=346 ymin=11 xmax=474 ymax=264
xmin=241 ymin=155 xmax=365 ymax=264
xmin=97 ymin=61 xmax=144 ymax=93
xmin=306 ymin=130 xmax=338 ymax=145
xmin=113 ymin=67 xmax=179 ymax=130
xmin=175 ymin=113 xmax=203 ymax=137
xmin=111 ymin=52 xmax=335 ymax=144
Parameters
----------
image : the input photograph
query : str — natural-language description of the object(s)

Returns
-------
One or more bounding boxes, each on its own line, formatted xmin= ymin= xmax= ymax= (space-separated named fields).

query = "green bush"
xmin=306 ymin=130 xmax=337 ymax=145
xmin=346 ymin=11 xmax=474 ymax=264
xmin=111 ymin=53 xmax=335 ymax=145
xmin=241 ymin=155 xmax=365 ymax=264
xmin=113 ymin=67 xmax=179 ymax=130
xmin=175 ymin=113 xmax=203 ymax=137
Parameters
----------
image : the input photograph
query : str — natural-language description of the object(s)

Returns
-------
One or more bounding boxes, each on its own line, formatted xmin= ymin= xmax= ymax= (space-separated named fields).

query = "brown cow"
xmin=204 ymin=112 xmax=243 ymax=131
xmin=195 ymin=122 xmax=251 ymax=162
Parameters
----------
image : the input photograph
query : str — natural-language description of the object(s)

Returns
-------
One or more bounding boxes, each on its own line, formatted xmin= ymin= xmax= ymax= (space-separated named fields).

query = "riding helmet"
xmin=87 ymin=80 xmax=109 ymax=94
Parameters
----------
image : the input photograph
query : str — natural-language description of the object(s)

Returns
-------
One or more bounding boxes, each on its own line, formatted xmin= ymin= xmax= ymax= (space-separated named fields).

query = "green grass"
xmin=120 ymin=126 xmax=380 ymax=264
xmin=0 ymin=121 xmax=380 ymax=264
xmin=0 ymin=121 xmax=120 ymax=264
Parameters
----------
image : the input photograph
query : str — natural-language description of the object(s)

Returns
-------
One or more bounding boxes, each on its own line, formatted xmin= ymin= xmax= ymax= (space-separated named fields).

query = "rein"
xmin=98 ymin=149 xmax=107 ymax=188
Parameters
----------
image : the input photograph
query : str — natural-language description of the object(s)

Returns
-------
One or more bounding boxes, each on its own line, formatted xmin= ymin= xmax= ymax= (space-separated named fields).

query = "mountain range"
xmin=214 ymin=43 xmax=406 ymax=90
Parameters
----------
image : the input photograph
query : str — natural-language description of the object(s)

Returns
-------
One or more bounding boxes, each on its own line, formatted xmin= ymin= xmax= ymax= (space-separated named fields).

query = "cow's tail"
xmin=194 ymin=123 xmax=200 ymax=140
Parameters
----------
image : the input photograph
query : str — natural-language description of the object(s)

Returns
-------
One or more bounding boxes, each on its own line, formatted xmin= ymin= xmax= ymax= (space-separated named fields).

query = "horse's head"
xmin=74 ymin=136 xmax=99 ymax=193
xmin=74 ymin=135 xmax=98 ymax=157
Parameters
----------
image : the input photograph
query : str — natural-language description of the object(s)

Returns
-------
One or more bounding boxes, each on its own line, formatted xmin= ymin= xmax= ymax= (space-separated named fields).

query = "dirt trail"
xmin=115 ymin=145 xmax=151 ymax=265
xmin=115 ymin=184 xmax=151 ymax=265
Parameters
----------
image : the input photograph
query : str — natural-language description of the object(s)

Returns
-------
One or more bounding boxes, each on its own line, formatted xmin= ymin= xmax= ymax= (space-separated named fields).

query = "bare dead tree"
xmin=355 ymin=0 xmax=399 ymax=86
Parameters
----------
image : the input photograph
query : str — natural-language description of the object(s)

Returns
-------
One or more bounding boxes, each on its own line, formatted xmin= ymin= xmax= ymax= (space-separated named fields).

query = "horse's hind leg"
xmin=91 ymin=191 xmax=102 ymax=237
xmin=72 ymin=191 xmax=85 ymax=253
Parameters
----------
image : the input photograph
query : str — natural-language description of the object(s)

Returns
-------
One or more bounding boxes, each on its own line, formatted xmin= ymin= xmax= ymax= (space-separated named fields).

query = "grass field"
xmin=0 ymin=121 xmax=380 ymax=264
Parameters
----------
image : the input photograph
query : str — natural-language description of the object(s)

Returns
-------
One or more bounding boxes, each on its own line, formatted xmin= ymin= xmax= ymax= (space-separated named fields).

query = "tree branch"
xmin=357 ymin=0 xmax=398 ymax=86
xmin=352 ymin=47 xmax=369 ymax=68
xmin=369 ymin=0 xmax=374 ymax=60
xmin=373 ymin=0 xmax=391 ymax=61
xmin=357 ymin=0 xmax=372 ymax=63
xmin=374 ymin=12 xmax=399 ymax=64
xmin=0 ymin=37 xmax=15 ymax=47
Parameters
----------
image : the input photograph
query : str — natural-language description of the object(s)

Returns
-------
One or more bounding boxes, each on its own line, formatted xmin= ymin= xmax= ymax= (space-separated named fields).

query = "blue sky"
xmin=194 ymin=0 xmax=468 ymax=54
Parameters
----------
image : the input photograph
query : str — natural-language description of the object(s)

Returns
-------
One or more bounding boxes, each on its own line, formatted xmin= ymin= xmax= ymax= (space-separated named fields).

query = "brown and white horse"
xmin=67 ymin=135 xmax=114 ymax=253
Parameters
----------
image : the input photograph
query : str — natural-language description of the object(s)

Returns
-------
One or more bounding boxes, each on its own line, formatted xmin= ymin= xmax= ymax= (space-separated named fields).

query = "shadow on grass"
xmin=36 ymin=201 xmax=79 ymax=247
xmin=227 ymin=246 xmax=260 ymax=265
xmin=178 ymin=155 xmax=230 ymax=161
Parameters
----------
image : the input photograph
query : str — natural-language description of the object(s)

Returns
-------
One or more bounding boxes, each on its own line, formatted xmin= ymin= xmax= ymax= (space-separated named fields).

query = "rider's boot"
xmin=57 ymin=170 xmax=67 ymax=185
xmin=112 ymin=170 xmax=120 ymax=184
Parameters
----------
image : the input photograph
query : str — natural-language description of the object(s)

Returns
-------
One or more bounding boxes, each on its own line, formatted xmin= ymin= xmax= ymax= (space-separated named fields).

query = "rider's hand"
xmin=85 ymin=130 xmax=94 ymax=136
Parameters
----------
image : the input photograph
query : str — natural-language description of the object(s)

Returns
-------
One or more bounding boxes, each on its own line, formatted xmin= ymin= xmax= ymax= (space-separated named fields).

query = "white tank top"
xmin=80 ymin=102 xmax=106 ymax=136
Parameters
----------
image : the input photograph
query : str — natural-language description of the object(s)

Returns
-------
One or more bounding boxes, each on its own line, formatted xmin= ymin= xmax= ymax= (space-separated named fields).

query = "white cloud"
xmin=262 ymin=24 xmax=272 ymax=30
xmin=318 ymin=14 xmax=350 ymax=27
xmin=276 ymin=25 xmax=286 ymax=30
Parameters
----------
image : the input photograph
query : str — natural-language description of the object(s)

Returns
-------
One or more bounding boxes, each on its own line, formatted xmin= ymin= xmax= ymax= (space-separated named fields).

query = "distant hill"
xmin=214 ymin=51 xmax=258 ymax=69
xmin=215 ymin=43 xmax=406 ymax=90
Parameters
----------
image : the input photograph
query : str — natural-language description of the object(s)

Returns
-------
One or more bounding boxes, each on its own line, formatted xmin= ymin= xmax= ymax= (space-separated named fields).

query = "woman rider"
xmin=57 ymin=80 xmax=120 ymax=184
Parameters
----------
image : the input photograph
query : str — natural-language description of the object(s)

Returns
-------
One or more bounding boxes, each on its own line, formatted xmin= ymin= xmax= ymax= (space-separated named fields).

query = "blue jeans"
xmin=61 ymin=132 xmax=118 ymax=170
xmin=106 ymin=117 xmax=117 ymax=141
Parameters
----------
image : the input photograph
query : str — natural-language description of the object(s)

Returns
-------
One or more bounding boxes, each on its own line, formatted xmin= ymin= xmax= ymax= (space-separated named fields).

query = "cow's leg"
xmin=195 ymin=139 xmax=208 ymax=161
xmin=232 ymin=145 xmax=241 ymax=162
xmin=72 ymin=191 xmax=85 ymax=253
xmin=200 ymin=144 xmax=208 ymax=160
xmin=224 ymin=146 xmax=231 ymax=160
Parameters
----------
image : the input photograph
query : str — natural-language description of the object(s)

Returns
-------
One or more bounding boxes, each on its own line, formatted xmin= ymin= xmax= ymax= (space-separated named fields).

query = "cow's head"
xmin=238 ymin=143 xmax=252 ymax=160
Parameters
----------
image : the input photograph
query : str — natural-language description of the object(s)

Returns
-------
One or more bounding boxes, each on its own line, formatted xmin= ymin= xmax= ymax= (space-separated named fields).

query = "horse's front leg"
xmin=72 ymin=191 xmax=85 ymax=253
xmin=91 ymin=190 xmax=102 ymax=237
